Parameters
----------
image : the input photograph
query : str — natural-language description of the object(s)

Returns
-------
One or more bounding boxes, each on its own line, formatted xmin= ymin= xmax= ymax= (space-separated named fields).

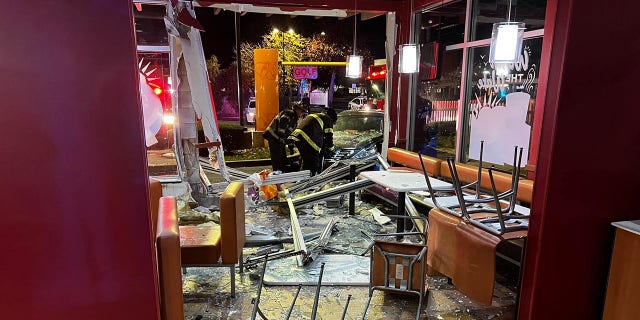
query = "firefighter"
xmin=287 ymin=107 xmax=338 ymax=175
xmin=262 ymin=101 xmax=308 ymax=173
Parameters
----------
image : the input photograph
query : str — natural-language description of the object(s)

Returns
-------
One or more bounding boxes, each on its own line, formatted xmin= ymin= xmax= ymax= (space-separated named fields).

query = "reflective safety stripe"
xmin=289 ymin=135 xmax=300 ymax=142
xmin=324 ymin=128 xmax=333 ymax=133
xmin=309 ymin=113 xmax=324 ymax=130
xmin=291 ymin=129 xmax=320 ymax=152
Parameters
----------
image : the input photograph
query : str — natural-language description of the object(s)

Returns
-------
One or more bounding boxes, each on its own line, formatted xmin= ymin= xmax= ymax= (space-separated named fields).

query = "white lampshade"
xmin=489 ymin=22 xmax=525 ymax=64
xmin=346 ymin=55 xmax=362 ymax=78
xmin=399 ymin=44 xmax=420 ymax=73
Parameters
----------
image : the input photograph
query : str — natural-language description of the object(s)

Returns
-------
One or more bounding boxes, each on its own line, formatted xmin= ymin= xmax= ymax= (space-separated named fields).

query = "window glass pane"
xmin=413 ymin=49 xmax=463 ymax=159
xmin=138 ymin=51 xmax=177 ymax=176
xmin=133 ymin=4 xmax=169 ymax=46
xmin=418 ymin=1 xmax=466 ymax=46
xmin=412 ymin=2 xmax=466 ymax=159
xmin=471 ymin=0 xmax=546 ymax=41
xmin=463 ymin=37 xmax=543 ymax=167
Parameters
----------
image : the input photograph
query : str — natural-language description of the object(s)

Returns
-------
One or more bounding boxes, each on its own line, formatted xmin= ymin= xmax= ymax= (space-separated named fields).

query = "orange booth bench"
xmin=386 ymin=147 xmax=533 ymax=204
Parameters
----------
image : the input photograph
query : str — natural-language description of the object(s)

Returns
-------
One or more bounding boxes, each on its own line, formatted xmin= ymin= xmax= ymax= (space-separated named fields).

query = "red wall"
xmin=0 ymin=2 xmax=159 ymax=319
xmin=519 ymin=0 xmax=640 ymax=318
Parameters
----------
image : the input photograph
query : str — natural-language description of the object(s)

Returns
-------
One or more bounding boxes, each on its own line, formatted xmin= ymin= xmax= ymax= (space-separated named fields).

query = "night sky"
xmin=195 ymin=8 xmax=387 ymax=68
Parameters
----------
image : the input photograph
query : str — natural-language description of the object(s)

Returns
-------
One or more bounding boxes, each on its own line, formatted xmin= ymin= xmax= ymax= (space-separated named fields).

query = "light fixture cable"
xmin=353 ymin=0 xmax=357 ymax=55
xmin=409 ymin=0 xmax=414 ymax=43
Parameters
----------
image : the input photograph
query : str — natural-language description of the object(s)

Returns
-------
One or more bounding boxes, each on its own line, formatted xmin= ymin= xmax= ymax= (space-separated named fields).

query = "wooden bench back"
xmin=219 ymin=182 xmax=246 ymax=264
xmin=149 ymin=178 xmax=162 ymax=237
xmin=387 ymin=147 xmax=533 ymax=204
xmin=388 ymin=147 xmax=441 ymax=176
xmin=156 ymin=196 xmax=184 ymax=320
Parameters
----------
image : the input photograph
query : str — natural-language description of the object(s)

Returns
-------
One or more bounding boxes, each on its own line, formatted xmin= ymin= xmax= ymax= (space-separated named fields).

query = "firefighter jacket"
xmin=262 ymin=109 xmax=298 ymax=144
xmin=287 ymin=113 xmax=335 ymax=156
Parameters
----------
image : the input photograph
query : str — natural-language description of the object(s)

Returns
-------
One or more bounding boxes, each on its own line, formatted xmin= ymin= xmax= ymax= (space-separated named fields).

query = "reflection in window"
xmin=471 ymin=0 xmax=547 ymax=41
xmin=133 ymin=4 xmax=169 ymax=46
xmin=464 ymin=37 xmax=543 ymax=166
xmin=418 ymin=1 xmax=466 ymax=46
xmin=412 ymin=2 xmax=465 ymax=159
xmin=134 ymin=4 xmax=177 ymax=177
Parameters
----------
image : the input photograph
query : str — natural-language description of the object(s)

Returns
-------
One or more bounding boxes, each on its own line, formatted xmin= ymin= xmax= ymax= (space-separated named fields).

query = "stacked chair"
xmin=419 ymin=143 xmax=530 ymax=235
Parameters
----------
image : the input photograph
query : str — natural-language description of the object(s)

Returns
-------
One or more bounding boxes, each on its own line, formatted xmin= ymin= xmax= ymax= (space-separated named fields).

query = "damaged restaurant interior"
xmin=3 ymin=0 xmax=640 ymax=320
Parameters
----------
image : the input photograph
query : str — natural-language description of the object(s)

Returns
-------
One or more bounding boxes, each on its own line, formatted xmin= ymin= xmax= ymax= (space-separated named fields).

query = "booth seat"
xmin=386 ymin=148 xmax=530 ymax=305
xmin=387 ymin=147 xmax=533 ymax=205
xmin=427 ymin=208 xmax=526 ymax=305
xmin=149 ymin=180 xmax=246 ymax=307
xmin=179 ymin=181 xmax=246 ymax=296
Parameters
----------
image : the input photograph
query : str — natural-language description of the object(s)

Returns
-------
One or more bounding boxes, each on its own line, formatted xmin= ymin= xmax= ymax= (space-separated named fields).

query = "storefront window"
xmin=134 ymin=4 xmax=178 ymax=177
xmin=412 ymin=1 xmax=465 ymax=159
xmin=470 ymin=0 xmax=546 ymax=41
xmin=408 ymin=0 xmax=546 ymax=167
xmin=419 ymin=1 xmax=466 ymax=46
xmin=133 ymin=4 xmax=169 ymax=46
xmin=463 ymin=37 xmax=543 ymax=166
xmin=414 ymin=50 xmax=463 ymax=159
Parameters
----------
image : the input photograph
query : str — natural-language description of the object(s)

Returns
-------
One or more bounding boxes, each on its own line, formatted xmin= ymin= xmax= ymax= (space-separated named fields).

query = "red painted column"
xmin=0 ymin=2 xmax=159 ymax=319
xmin=519 ymin=0 xmax=640 ymax=318
xmin=524 ymin=0 xmax=558 ymax=180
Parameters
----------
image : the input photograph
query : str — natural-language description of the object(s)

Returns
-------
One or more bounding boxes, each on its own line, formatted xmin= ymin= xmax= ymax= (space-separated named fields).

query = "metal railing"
xmin=427 ymin=107 xmax=458 ymax=123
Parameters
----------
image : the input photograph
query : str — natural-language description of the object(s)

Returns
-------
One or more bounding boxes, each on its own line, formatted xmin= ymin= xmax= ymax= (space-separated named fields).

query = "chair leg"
xmin=239 ymin=251 xmax=244 ymax=274
xmin=415 ymin=294 xmax=423 ymax=320
xmin=230 ymin=265 xmax=236 ymax=297
xmin=361 ymin=290 xmax=374 ymax=320
xmin=182 ymin=267 xmax=187 ymax=274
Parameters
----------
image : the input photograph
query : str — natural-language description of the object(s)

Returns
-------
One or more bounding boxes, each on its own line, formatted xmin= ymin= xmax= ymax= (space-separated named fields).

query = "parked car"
xmin=348 ymin=96 xmax=368 ymax=110
xmin=245 ymin=98 xmax=256 ymax=124
xmin=327 ymin=110 xmax=384 ymax=163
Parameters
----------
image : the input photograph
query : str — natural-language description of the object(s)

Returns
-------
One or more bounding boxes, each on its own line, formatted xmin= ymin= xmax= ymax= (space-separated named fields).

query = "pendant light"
xmin=489 ymin=0 xmax=524 ymax=75
xmin=398 ymin=0 xmax=420 ymax=73
xmin=346 ymin=0 xmax=362 ymax=78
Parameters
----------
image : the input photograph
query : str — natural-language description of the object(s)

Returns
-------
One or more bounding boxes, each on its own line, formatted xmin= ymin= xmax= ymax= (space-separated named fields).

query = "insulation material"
xmin=169 ymin=3 xmax=229 ymax=182
xmin=383 ymin=12 xmax=396 ymax=157
xmin=139 ymin=73 xmax=163 ymax=147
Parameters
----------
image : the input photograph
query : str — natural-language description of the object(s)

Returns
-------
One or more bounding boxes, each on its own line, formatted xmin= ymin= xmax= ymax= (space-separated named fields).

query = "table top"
xmin=612 ymin=220 xmax=640 ymax=236
xmin=359 ymin=170 xmax=452 ymax=192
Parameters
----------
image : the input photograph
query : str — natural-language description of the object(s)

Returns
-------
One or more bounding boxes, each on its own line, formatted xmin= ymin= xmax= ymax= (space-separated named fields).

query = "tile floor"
xmin=180 ymin=191 xmax=519 ymax=320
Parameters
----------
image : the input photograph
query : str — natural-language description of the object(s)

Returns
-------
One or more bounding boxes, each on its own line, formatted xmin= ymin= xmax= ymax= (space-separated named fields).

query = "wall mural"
xmin=468 ymin=38 xmax=542 ymax=165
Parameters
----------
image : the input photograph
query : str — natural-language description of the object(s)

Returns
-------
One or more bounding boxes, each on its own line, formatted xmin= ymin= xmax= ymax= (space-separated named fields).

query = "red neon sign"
xmin=367 ymin=65 xmax=387 ymax=80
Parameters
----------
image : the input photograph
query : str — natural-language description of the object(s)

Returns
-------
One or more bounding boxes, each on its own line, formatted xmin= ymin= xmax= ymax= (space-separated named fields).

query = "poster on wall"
xmin=468 ymin=38 xmax=541 ymax=165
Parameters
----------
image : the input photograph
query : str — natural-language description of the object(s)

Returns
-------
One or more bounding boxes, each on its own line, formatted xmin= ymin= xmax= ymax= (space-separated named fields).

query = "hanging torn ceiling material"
xmin=205 ymin=3 xmax=348 ymax=17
